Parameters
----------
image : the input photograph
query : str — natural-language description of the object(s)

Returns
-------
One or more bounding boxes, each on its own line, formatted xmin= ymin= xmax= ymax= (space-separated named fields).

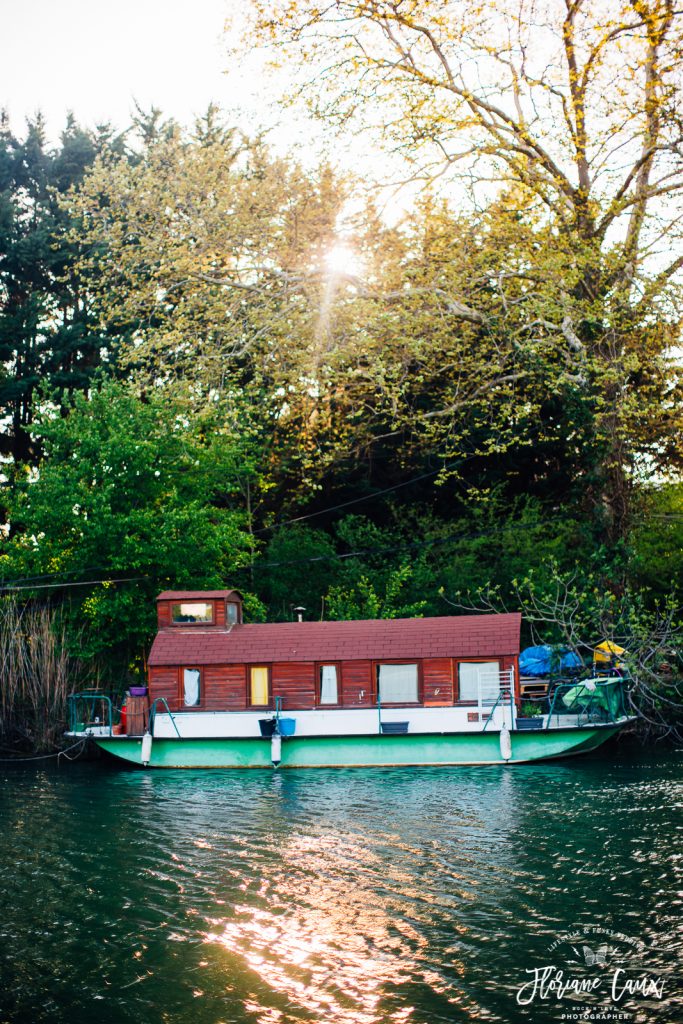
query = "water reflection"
xmin=0 ymin=752 xmax=681 ymax=1024
xmin=143 ymin=767 xmax=527 ymax=1024
xmin=204 ymin=835 xmax=425 ymax=1023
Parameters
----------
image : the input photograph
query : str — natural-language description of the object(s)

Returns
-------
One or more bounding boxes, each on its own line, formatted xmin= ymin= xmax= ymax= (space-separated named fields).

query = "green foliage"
xmin=1 ymin=381 xmax=254 ymax=683
xmin=630 ymin=484 xmax=683 ymax=601
xmin=260 ymin=526 xmax=340 ymax=621
xmin=252 ymin=502 xmax=587 ymax=624
xmin=324 ymin=515 xmax=429 ymax=619
xmin=325 ymin=564 xmax=427 ymax=620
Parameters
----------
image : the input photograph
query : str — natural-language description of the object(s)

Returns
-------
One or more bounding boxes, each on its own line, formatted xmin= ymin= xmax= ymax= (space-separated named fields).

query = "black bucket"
xmin=259 ymin=718 xmax=277 ymax=737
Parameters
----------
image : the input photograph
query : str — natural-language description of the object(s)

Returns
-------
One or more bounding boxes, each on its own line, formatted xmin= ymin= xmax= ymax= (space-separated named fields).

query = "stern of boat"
xmin=515 ymin=676 xmax=634 ymax=738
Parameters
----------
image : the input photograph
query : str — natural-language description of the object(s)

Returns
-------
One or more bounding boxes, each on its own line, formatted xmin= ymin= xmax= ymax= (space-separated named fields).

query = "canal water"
xmin=0 ymin=747 xmax=681 ymax=1024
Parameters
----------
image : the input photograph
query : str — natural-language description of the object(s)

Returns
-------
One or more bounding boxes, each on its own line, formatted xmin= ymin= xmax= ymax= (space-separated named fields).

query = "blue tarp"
xmin=519 ymin=645 xmax=583 ymax=677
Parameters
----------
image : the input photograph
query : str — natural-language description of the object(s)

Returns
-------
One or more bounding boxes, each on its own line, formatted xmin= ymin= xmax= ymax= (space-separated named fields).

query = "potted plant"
xmin=516 ymin=701 xmax=544 ymax=730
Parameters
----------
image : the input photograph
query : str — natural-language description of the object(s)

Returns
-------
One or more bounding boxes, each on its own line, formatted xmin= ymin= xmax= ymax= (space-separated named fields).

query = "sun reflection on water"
xmin=202 ymin=833 xmax=431 ymax=1024
xmin=173 ymin=772 xmax=528 ymax=1024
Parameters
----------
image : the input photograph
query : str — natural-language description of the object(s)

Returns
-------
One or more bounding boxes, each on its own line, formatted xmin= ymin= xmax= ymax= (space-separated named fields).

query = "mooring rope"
xmin=0 ymin=738 xmax=88 ymax=764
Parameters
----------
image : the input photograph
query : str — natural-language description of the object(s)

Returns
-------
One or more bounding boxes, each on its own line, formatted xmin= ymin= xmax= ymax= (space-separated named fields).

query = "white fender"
xmin=271 ymin=733 xmax=282 ymax=767
xmin=141 ymin=730 xmax=153 ymax=766
xmin=499 ymin=724 xmax=512 ymax=762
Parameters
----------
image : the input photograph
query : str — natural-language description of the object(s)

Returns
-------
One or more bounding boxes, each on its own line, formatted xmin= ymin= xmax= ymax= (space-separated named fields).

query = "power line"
xmin=0 ymin=576 xmax=150 ymax=593
xmin=235 ymin=521 xmax=535 ymax=571
xmin=252 ymin=459 xmax=470 ymax=535
xmin=241 ymin=509 xmax=683 ymax=572
xmin=0 ymin=565 xmax=120 ymax=587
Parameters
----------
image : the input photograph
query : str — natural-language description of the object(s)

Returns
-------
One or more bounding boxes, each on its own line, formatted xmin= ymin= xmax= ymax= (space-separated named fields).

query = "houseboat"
xmin=67 ymin=589 xmax=633 ymax=768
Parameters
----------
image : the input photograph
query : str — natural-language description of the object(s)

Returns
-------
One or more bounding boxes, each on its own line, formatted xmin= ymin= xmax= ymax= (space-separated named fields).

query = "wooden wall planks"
xmin=422 ymin=658 xmax=454 ymax=705
xmin=272 ymin=662 xmax=315 ymax=710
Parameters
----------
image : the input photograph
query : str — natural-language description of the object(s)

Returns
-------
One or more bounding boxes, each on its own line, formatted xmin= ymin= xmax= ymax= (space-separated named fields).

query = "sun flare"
xmin=324 ymin=243 xmax=362 ymax=277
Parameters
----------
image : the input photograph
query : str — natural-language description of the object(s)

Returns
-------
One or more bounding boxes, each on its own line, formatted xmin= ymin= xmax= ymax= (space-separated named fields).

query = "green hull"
xmin=95 ymin=723 xmax=624 ymax=769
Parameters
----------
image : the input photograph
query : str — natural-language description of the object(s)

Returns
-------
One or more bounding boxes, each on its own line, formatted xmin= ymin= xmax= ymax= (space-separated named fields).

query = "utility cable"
xmin=0 ymin=576 xmax=150 ymax=593
xmin=252 ymin=458 xmax=472 ymax=535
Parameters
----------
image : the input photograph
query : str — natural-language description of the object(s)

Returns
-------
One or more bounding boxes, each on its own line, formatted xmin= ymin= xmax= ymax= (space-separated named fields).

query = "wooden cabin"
xmin=148 ymin=590 xmax=522 ymax=714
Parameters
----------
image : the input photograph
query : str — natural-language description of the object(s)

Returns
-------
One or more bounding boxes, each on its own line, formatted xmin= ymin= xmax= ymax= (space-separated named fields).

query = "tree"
xmin=245 ymin=0 xmax=683 ymax=542
xmin=63 ymin=123 xmax=642 ymax=530
xmin=65 ymin=126 xmax=346 ymax=395
xmin=448 ymin=560 xmax=683 ymax=742
xmin=259 ymin=525 xmax=341 ymax=621
xmin=0 ymin=115 xmax=123 ymax=478
xmin=630 ymin=483 xmax=683 ymax=600
xmin=64 ymin=122 xmax=371 ymax=502
xmin=325 ymin=563 xmax=428 ymax=620
xmin=0 ymin=381 xmax=253 ymax=684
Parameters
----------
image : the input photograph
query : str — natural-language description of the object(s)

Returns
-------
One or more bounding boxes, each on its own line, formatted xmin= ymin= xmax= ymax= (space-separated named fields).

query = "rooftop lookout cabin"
xmin=67 ymin=590 xmax=633 ymax=768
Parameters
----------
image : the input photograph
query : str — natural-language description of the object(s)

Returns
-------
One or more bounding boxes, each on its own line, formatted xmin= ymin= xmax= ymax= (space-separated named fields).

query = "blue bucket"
xmin=278 ymin=718 xmax=296 ymax=737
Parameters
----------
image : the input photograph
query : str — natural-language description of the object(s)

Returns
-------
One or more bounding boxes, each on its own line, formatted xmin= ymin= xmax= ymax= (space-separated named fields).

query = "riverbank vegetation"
xmin=0 ymin=2 xmax=682 ymax=749
xmin=0 ymin=598 xmax=78 ymax=753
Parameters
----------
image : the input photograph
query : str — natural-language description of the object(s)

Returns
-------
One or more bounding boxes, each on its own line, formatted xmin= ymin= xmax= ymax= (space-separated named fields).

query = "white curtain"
xmin=378 ymin=663 xmax=418 ymax=703
xmin=183 ymin=668 xmax=201 ymax=706
xmin=458 ymin=662 xmax=499 ymax=702
xmin=320 ymin=665 xmax=338 ymax=704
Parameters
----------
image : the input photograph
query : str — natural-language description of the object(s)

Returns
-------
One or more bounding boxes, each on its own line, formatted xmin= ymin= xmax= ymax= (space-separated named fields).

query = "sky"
xmin=1 ymin=0 xmax=285 ymax=142
xmin=0 ymin=0 xmax=418 ymax=223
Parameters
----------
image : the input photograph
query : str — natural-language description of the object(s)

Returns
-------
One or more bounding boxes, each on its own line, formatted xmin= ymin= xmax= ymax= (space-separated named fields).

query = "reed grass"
xmin=0 ymin=597 xmax=80 ymax=753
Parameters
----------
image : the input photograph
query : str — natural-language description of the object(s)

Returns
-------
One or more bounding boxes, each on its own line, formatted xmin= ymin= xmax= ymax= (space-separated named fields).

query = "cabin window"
xmin=319 ymin=664 xmax=339 ymax=705
xmin=250 ymin=666 xmax=269 ymax=706
xmin=171 ymin=602 xmax=214 ymax=625
xmin=458 ymin=661 xmax=500 ymax=702
xmin=377 ymin=663 xmax=419 ymax=703
xmin=226 ymin=601 xmax=240 ymax=625
xmin=183 ymin=668 xmax=201 ymax=707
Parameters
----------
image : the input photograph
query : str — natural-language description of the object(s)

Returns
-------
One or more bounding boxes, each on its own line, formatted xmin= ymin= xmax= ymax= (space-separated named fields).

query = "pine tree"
xmin=0 ymin=115 xmax=121 ymax=491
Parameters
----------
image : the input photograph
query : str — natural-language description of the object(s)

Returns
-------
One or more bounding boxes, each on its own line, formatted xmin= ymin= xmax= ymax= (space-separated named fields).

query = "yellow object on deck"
xmin=593 ymin=641 xmax=627 ymax=668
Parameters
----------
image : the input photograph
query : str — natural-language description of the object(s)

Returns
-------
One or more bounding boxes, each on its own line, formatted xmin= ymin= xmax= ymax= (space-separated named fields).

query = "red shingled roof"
xmin=157 ymin=590 xmax=242 ymax=600
xmin=148 ymin=612 xmax=521 ymax=666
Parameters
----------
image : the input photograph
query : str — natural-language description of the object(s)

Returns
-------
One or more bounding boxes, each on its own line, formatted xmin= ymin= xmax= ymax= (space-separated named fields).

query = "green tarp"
xmin=562 ymin=678 xmax=624 ymax=719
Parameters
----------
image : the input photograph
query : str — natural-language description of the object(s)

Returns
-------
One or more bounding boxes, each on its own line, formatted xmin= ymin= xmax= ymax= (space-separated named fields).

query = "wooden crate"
xmin=519 ymin=678 xmax=549 ymax=698
xmin=126 ymin=694 xmax=150 ymax=736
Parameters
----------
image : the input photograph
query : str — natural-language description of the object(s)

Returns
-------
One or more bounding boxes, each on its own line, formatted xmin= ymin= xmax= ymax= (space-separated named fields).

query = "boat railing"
xmin=67 ymin=691 xmax=114 ymax=736
xmin=545 ymin=677 xmax=627 ymax=729
xmin=479 ymin=668 xmax=516 ymax=731
xmin=148 ymin=697 xmax=182 ymax=738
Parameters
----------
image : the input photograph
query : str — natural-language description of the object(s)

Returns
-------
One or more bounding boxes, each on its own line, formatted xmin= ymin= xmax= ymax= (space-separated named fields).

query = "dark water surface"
xmin=1 ymin=747 xmax=681 ymax=1024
